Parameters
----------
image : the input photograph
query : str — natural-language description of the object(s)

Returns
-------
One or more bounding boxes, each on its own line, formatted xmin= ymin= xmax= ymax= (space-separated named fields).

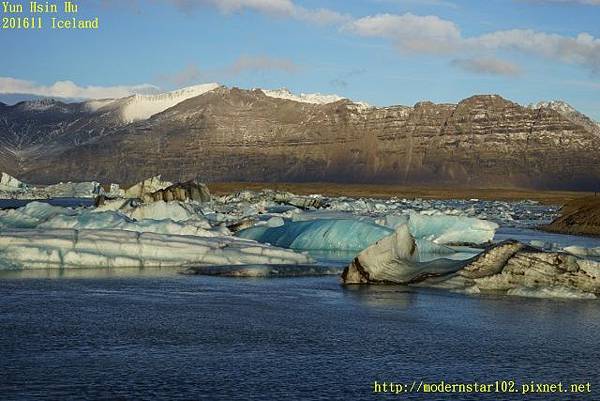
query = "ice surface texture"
xmin=238 ymin=219 xmax=394 ymax=251
xmin=238 ymin=214 xmax=498 ymax=252
xmin=0 ymin=229 xmax=312 ymax=269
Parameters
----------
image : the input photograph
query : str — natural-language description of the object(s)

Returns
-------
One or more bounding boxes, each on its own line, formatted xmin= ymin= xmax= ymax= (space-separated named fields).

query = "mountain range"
xmin=1 ymin=84 xmax=599 ymax=190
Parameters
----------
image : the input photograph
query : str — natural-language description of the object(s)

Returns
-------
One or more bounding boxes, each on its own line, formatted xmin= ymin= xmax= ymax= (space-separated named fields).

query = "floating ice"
xmin=0 ymin=202 xmax=76 ymax=228
xmin=407 ymin=213 xmax=498 ymax=245
xmin=0 ymin=172 xmax=27 ymax=192
xmin=37 ymin=211 xmax=218 ymax=237
xmin=124 ymin=175 xmax=173 ymax=198
xmin=342 ymin=226 xmax=600 ymax=299
xmin=122 ymin=201 xmax=207 ymax=225
xmin=0 ymin=201 xmax=217 ymax=237
xmin=0 ymin=229 xmax=313 ymax=269
xmin=238 ymin=219 xmax=394 ymax=251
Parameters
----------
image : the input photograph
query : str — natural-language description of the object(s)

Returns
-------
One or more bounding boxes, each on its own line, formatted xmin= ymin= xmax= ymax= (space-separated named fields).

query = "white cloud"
xmin=451 ymin=57 xmax=522 ymax=76
xmin=165 ymin=0 xmax=349 ymax=24
xmin=345 ymin=13 xmax=600 ymax=74
xmin=346 ymin=13 xmax=461 ymax=54
xmin=472 ymin=30 xmax=600 ymax=72
xmin=145 ymin=1 xmax=600 ymax=74
xmin=0 ymin=77 xmax=158 ymax=99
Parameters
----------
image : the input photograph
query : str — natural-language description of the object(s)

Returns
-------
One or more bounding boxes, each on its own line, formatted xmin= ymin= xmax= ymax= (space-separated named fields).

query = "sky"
xmin=1 ymin=0 xmax=600 ymax=119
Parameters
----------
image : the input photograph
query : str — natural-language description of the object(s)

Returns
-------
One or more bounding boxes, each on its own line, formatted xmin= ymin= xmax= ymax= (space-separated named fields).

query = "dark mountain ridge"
xmin=1 ymin=87 xmax=599 ymax=190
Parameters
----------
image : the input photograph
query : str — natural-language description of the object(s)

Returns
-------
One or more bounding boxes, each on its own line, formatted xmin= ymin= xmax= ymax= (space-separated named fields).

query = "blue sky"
xmin=1 ymin=0 xmax=600 ymax=119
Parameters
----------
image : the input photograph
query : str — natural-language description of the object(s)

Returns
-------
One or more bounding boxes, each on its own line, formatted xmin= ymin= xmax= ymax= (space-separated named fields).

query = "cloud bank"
xmin=0 ymin=77 xmax=158 ymax=99
xmin=159 ymin=1 xmax=600 ymax=76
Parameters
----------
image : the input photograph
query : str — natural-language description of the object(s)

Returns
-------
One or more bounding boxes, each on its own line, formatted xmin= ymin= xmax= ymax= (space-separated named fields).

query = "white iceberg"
xmin=0 ymin=172 xmax=27 ymax=192
xmin=0 ymin=201 xmax=218 ymax=237
xmin=0 ymin=229 xmax=313 ymax=269
xmin=124 ymin=175 xmax=173 ymax=198
xmin=0 ymin=202 xmax=76 ymax=228
xmin=407 ymin=213 xmax=498 ymax=245
xmin=342 ymin=225 xmax=600 ymax=299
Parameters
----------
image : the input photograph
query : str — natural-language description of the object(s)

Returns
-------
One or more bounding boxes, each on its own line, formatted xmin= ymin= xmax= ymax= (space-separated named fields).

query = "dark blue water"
xmin=1 ymin=270 xmax=599 ymax=400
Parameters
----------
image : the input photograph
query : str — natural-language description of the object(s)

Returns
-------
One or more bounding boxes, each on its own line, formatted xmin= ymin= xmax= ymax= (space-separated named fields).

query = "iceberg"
xmin=342 ymin=225 xmax=600 ymax=299
xmin=341 ymin=225 xmax=469 ymax=284
xmin=124 ymin=175 xmax=173 ymax=198
xmin=407 ymin=213 xmax=498 ymax=245
xmin=238 ymin=219 xmax=394 ymax=251
xmin=121 ymin=201 xmax=208 ymax=225
xmin=0 ymin=229 xmax=313 ymax=270
xmin=0 ymin=174 xmax=101 ymax=199
xmin=0 ymin=172 xmax=27 ymax=192
xmin=0 ymin=202 xmax=77 ymax=228
xmin=237 ymin=213 xmax=499 ymax=252
xmin=0 ymin=201 xmax=218 ymax=237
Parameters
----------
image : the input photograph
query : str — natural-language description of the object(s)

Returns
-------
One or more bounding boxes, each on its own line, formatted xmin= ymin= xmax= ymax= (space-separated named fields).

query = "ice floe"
xmin=0 ymin=172 xmax=102 ymax=199
xmin=0 ymin=229 xmax=313 ymax=269
xmin=342 ymin=225 xmax=600 ymax=299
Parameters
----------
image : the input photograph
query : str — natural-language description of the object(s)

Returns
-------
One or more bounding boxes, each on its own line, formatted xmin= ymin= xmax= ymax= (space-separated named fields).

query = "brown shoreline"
xmin=208 ymin=182 xmax=595 ymax=205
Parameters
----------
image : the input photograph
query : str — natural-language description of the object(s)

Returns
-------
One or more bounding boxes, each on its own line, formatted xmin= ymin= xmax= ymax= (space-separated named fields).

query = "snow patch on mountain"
xmin=260 ymin=88 xmax=342 ymax=105
xmin=121 ymin=83 xmax=220 ymax=122
xmin=529 ymin=100 xmax=600 ymax=133
xmin=85 ymin=98 xmax=118 ymax=112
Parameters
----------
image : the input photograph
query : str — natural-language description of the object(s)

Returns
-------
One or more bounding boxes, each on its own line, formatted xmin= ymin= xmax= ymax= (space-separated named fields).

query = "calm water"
xmin=1 ymin=270 xmax=599 ymax=400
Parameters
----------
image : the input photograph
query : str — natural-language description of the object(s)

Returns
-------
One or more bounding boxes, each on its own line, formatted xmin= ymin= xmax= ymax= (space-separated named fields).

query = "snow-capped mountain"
xmin=87 ymin=83 xmax=221 ymax=122
xmin=529 ymin=100 xmax=600 ymax=134
xmin=260 ymin=88 xmax=372 ymax=109
xmin=261 ymin=88 xmax=345 ymax=105
xmin=1 ymin=86 xmax=599 ymax=190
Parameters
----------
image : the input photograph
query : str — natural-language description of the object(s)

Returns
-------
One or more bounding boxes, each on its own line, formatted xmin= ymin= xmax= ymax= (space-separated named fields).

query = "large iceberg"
xmin=237 ymin=213 xmax=499 ymax=252
xmin=0 ymin=229 xmax=313 ymax=269
xmin=238 ymin=219 xmax=394 ymax=251
xmin=342 ymin=225 xmax=600 ymax=299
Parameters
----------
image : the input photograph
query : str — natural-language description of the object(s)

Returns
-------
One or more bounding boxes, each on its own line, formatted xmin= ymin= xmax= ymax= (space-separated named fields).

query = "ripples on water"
xmin=1 ymin=269 xmax=600 ymax=400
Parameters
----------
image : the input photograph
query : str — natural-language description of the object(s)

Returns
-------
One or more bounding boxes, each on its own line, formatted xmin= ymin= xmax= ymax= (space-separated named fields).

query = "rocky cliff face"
xmin=1 ymin=87 xmax=599 ymax=190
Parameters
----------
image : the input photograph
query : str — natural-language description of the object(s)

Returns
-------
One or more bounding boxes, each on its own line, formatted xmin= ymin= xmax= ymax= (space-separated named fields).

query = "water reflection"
xmin=342 ymin=284 xmax=417 ymax=309
xmin=0 ymin=266 xmax=183 ymax=280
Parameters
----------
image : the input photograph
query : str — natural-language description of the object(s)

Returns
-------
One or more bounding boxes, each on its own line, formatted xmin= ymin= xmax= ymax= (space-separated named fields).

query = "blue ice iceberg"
xmin=238 ymin=214 xmax=499 ymax=253
xmin=238 ymin=219 xmax=393 ymax=251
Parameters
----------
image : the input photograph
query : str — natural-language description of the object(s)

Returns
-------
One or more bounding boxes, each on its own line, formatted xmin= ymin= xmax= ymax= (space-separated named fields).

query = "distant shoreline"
xmin=208 ymin=182 xmax=595 ymax=205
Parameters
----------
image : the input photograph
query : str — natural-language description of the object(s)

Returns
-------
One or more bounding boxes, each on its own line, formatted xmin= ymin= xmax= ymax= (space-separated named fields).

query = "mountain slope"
xmin=1 ymin=86 xmax=599 ymax=190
